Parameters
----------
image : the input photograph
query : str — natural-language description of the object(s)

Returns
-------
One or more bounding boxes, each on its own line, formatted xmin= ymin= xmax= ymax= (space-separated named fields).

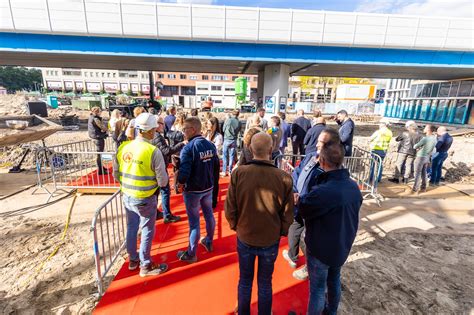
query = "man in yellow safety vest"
xmin=113 ymin=112 xmax=169 ymax=277
xmin=368 ymin=118 xmax=393 ymax=184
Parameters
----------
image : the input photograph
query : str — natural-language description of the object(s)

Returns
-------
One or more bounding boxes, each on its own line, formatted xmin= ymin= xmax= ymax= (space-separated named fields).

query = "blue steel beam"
xmin=0 ymin=32 xmax=473 ymax=69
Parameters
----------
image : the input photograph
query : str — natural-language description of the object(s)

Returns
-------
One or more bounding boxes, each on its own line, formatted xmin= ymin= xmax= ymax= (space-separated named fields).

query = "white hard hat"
xmin=135 ymin=113 xmax=158 ymax=131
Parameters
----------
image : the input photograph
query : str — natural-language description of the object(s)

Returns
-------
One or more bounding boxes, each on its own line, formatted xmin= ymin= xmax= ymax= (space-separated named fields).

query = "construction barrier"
xmin=91 ymin=190 xmax=126 ymax=296
xmin=49 ymin=151 xmax=118 ymax=192
xmin=274 ymin=145 xmax=383 ymax=205
xmin=33 ymin=138 xmax=116 ymax=199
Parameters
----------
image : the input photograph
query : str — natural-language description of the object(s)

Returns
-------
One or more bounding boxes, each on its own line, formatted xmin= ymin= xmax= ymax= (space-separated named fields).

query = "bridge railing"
xmin=2 ymin=1 xmax=471 ymax=51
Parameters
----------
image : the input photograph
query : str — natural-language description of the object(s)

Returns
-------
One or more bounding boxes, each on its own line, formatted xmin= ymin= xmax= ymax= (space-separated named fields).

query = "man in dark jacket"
xmin=222 ymin=109 xmax=242 ymax=176
xmin=389 ymin=121 xmax=422 ymax=184
xmin=336 ymin=110 xmax=355 ymax=157
xmin=88 ymin=106 xmax=108 ymax=174
xmin=152 ymin=116 xmax=185 ymax=223
xmin=298 ymin=143 xmax=362 ymax=315
xmin=285 ymin=128 xmax=340 ymax=281
xmin=291 ymin=109 xmax=312 ymax=163
xmin=278 ymin=112 xmax=291 ymax=154
xmin=177 ymin=117 xmax=220 ymax=263
xmin=303 ymin=117 xmax=326 ymax=154
xmin=225 ymin=132 xmax=293 ymax=315
xmin=430 ymin=126 xmax=453 ymax=186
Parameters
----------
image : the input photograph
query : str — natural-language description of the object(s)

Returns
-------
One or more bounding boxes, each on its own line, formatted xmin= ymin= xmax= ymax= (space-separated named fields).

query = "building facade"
xmin=384 ymin=79 xmax=474 ymax=126
xmin=42 ymin=68 xmax=152 ymax=94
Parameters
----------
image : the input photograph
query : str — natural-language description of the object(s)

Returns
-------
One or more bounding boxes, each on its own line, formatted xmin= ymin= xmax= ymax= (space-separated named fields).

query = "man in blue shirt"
xmin=336 ymin=110 xmax=355 ymax=157
xmin=177 ymin=117 xmax=220 ymax=263
xmin=291 ymin=109 xmax=312 ymax=163
xmin=303 ymin=117 xmax=326 ymax=154
xmin=164 ymin=106 xmax=176 ymax=135
xmin=430 ymin=126 xmax=453 ymax=186
xmin=297 ymin=143 xmax=362 ymax=315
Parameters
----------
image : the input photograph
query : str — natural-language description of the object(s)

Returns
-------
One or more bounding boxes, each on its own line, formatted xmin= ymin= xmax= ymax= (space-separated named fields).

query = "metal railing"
xmin=274 ymin=146 xmax=383 ymax=205
xmin=49 ymin=151 xmax=118 ymax=190
xmin=91 ymin=190 xmax=126 ymax=296
xmin=33 ymin=138 xmax=116 ymax=199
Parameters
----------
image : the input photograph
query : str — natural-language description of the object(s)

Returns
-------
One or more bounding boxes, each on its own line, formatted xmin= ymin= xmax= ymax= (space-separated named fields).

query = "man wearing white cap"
xmin=113 ymin=112 xmax=169 ymax=277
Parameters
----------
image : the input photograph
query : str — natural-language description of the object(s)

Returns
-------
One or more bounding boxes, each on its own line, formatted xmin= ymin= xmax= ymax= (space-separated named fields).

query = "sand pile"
xmin=0 ymin=94 xmax=29 ymax=116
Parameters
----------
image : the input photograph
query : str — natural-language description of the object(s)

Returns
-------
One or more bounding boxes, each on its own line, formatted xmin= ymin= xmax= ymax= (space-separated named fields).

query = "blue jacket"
xmin=436 ymin=133 xmax=453 ymax=153
xmin=339 ymin=118 xmax=355 ymax=156
xmin=178 ymin=135 xmax=219 ymax=193
xmin=303 ymin=123 xmax=326 ymax=154
xmin=280 ymin=120 xmax=291 ymax=148
xmin=299 ymin=168 xmax=362 ymax=267
xmin=291 ymin=151 xmax=324 ymax=218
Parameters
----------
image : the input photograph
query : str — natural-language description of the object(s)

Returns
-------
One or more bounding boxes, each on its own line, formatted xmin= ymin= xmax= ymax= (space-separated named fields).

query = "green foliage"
xmin=127 ymin=89 xmax=132 ymax=96
xmin=0 ymin=66 xmax=43 ymax=93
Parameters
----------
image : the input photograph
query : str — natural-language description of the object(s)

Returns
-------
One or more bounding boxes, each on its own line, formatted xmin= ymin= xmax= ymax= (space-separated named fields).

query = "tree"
xmin=0 ymin=66 xmax=43 ymax=93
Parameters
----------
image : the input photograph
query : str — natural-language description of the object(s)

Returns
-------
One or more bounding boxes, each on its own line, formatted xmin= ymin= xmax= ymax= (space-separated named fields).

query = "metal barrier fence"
xmin=91 ymin=190 xmax=127 ymax=296
xmin=33 ymin=138 xmax=115 ymax=199
xmin=49 ymin=151 xmax=118 ymax=190
xmin=274 ymin=146 xmax=383 ymax=205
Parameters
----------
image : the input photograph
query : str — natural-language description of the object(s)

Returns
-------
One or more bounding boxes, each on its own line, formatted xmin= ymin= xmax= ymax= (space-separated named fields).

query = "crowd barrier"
xmin=91 ymin=190 xmax=126 ymax=296
xmin=33 ymin=138 xmax=115 ymax=200
xmin=274 ymin=146 xmax=383 ymax=205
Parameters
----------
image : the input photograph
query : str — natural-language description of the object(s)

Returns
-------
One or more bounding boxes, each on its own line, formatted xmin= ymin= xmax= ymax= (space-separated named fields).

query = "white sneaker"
xmin=293 ymin=265 xmax=308 ymax=281
xmin=282 ymin=249 xmax=297 ymax=268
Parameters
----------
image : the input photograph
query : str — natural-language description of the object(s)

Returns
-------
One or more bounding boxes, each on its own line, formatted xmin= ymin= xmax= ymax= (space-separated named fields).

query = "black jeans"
xmin=93 ymin=138 xmax=105 ymax=172
xmin=291 ymin=140 xmax=305 ymax=165
xmin=287 ymin=215 xmax=306 ymax=262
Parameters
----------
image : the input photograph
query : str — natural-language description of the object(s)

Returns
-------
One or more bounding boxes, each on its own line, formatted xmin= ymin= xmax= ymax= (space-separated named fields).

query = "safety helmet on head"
xmin=405 ymin=120 xmax=416 ymax=128
xmin=135 ymin=113 xmax=158 ymax=131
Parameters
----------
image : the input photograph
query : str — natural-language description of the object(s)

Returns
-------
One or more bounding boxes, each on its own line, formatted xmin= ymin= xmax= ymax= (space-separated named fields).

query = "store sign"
xmin=104 ymin=83 xmax=118 ymax=91
xmin=131 ymin=84 xmax=139 ymax=92
xmin=265 ymin=96 xmax=275 ymax=114
xmin=86 ymin=82 xmax=101 ymax=91
xmin=279 ymin=96 xmax=287 ymax=111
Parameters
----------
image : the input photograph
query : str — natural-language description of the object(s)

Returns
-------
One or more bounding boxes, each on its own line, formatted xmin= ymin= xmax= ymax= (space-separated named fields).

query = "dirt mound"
xmin=0 ymin=94 xmax=29 ymax=116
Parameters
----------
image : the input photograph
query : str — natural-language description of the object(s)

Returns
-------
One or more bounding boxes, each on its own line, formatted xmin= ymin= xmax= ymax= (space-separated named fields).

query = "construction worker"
xmin=368 ymin=118 xmax=393 ymax=184
xmin=113 ymin=112 xmax=169 ymax=277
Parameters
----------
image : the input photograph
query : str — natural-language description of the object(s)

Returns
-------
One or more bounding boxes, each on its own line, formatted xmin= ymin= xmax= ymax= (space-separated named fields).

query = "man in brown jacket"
xmin=225 ymin=132 xmax=294 ymax=315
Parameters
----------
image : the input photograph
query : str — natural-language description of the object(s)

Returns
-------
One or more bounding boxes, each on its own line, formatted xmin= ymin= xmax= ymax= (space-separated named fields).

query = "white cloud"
xmin=355 ymin=0 xmax=473 ymax=18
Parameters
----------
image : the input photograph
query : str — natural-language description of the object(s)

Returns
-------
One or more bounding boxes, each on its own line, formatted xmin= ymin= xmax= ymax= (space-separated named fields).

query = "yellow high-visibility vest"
xmin=370 ymin=128 xmax=393 ymax=151
xmin=117 ymin=140 xmax=158 ymax=198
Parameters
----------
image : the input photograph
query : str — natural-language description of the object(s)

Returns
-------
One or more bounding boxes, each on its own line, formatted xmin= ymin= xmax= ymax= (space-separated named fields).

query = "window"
xmin=211 ymin=85 xmax=222 ymax=91
xmin=421 ymin=84 xmax=432 ymax=97
xmin=181 ymin=86 xmax=196 ymax=95
xmin=222 ymin=76 xmax=228 ymax=81
xmin=189 ymin=75 xmax=198 ymax=80
xmin=225 ymin=87 xmax=234 ymax=91
xmin=409 ymin=85 xmax=417 ymax=98
xmin=415 ymin=84 xmax=424 ymax=97
xmin=128 ymin=72 xmax=138 ymax=78
xmin=431 ymin=83 xmax=440 ymax=97
xmin=180 ymin=74 xmax=187 ymax=80
xmin=212 ymin=75 xmax=222 ymax=81
xmin=62 ymin=70 xmax=81 ymax=76
xmin=119 ymin=72 xmax=128 ymax=78
xmin=168 ymin=74 xmax=176 ymax=79
xmin=449 ymin=82 xmax=460 ymax=97
xmin=453 ymin=99 xmax=469 ymax=124
xmin=435 ymin=100 xmax=450 ymax=122
xmin=202 ymin=75 xmax=209 ymax=80
xmin=457 ymin=81 xmax=472 ymax=97
xmin=232 ymin=76 xmax=238 ymax=81
xmin=84 ymin=72 xmax=88 ymax=77
xmin=157 ymin=74 xmax=164 ymax=79
xmin=253 ymin=77 xmax=258 ymax=82
xmin=113 ymin=73 xmax=116 ymax=78
xmin=197 ymin=86 xmax=208 ymax=91
xmin=438 ymin=82 xmax=451 ymax=97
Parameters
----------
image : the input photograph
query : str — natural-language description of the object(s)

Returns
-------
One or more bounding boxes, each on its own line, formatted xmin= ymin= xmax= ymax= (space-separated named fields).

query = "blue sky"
xmin=156 ymin=0 xmax=472 ymax=17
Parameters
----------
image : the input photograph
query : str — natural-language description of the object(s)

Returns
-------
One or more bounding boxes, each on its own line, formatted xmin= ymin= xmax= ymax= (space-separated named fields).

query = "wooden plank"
xmin=77 ymin=187 xmax=119 ymax=194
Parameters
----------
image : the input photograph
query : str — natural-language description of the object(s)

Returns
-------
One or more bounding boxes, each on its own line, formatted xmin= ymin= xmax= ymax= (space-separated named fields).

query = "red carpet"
xmin=94 ymin=176 xmax=309 ymax=315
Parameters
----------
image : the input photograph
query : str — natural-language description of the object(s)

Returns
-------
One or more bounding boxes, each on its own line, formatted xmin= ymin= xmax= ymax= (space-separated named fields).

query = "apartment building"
xmin=42 ymin=68 xmax=152 ymax=94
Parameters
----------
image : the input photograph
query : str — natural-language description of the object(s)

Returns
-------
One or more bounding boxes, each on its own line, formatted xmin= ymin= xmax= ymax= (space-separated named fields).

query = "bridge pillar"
xmin=262 ymin=64 xmax=289 ymax=114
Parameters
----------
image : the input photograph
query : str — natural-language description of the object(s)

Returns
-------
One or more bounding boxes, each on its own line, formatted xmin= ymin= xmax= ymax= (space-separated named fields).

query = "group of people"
xmin=89 ymin=101 xmax=454 ymax=314
xmin=367 ymin=118 xmax=454 ymax=193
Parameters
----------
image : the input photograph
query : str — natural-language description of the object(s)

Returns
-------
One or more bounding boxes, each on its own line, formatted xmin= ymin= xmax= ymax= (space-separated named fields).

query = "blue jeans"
xmin=222 ymin=139 xmax=237 ymax=173
xmin=369 ymin=150 xmax=386 ymax=185
xmin=124 ymin=194 xmax=157 ymax=267
xmin=237 ymin=238 xmax=279 ymax=315
xmin=159 ymin=182 xmax=172 ymax=218
xmin=183 ymin=190 xmax=215 ymax=257
xmin=307 ymin=254 xmax=342 ymax=315
xmin=430 ymin=152 xmax=448 ymax=184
